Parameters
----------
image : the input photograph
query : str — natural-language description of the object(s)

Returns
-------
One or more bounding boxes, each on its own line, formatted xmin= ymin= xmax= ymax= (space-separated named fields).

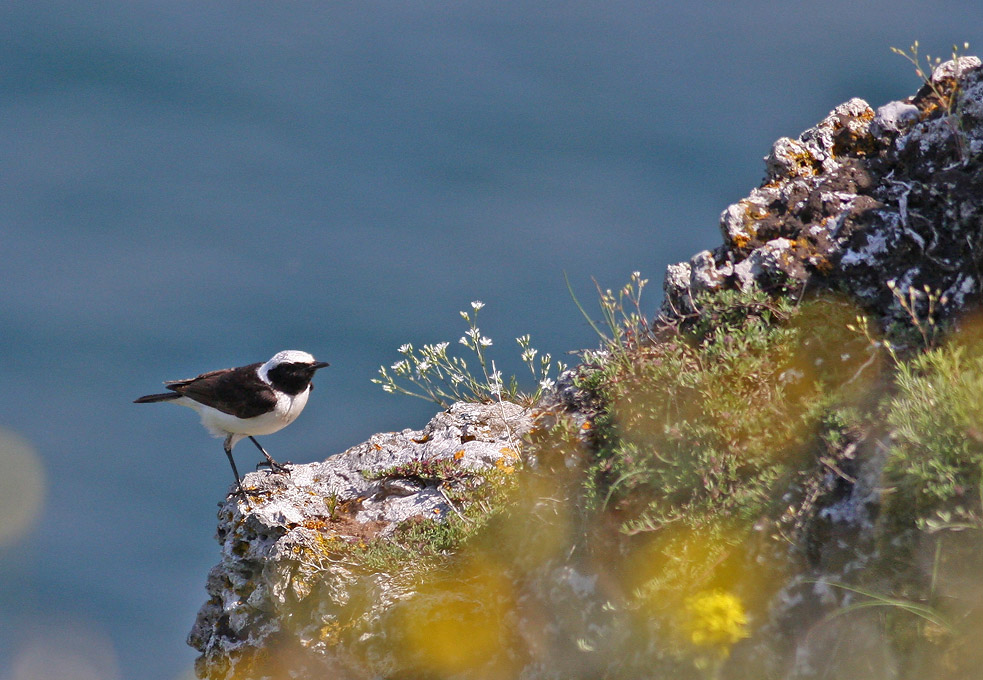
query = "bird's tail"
xmin=134 ymin=392 xmax=182 ymax=404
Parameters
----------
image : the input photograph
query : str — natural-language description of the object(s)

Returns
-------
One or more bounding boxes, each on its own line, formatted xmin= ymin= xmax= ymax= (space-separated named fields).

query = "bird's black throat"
xmin=266 ymin=361 xmax=320 ymax=395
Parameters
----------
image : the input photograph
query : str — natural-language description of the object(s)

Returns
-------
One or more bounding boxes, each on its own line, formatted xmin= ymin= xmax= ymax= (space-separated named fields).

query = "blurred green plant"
xmin=578 ymin=288 xmax=873 ymax=537
xmin=884 ymin=339 xmax=983 ymax=533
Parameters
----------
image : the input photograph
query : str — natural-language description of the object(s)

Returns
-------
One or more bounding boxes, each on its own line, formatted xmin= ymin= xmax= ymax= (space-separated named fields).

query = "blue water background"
xmin=2 ymin=2 xmax=981 ymax=678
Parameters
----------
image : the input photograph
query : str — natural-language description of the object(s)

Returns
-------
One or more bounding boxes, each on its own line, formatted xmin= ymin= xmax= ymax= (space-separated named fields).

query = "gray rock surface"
xmin=664 ymin=58 xmax=983 ymax=326
xmin=188 ymin=401 xmax=533 ymax=679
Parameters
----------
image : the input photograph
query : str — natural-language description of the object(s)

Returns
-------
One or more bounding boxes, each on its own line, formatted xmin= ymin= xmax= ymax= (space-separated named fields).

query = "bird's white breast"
xmin=176 ymin=386 xmax=312 ymax=441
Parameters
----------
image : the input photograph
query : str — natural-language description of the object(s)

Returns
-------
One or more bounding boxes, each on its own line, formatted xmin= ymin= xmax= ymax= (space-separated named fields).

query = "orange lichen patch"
xmin=300 ymin=517 xmax=333 ymax=532
xmin=812 ymin=257 xmax=834 ymax=274
xmin=494 ymin=457 xmax=515 ymax=474
xmin=837 ymin=133 xmax=879 ymax=157
xmin=744 ymin=203 xmax=770 ymax=220
xmin=730 ymin=232 xmax=751 ymax=250
xmin=787 ymin=149 xmax=821 ymax=176
xmin=300 ymin=514 xmax=388 ymax=544
xmin=832 ymin=112 xmax=879 ymax=157
xmin=499 ymin=446 xmax=519 ymax=459
xmin=725 ymin=203 xmax=765 ymax=251
xmin=453 ymin=449 xmax=465 ymax=460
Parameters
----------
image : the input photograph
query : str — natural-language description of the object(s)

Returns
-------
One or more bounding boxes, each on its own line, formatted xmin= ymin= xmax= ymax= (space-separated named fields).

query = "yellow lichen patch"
xmin=454 ymin=449 xmax=465 ymax=460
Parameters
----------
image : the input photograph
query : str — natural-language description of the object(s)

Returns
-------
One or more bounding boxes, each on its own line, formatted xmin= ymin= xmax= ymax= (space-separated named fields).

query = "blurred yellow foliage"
xmin=396 ymin=558 xmax=517 ymax=677
xmin=683 ymin=589 xmax=749 ymax=651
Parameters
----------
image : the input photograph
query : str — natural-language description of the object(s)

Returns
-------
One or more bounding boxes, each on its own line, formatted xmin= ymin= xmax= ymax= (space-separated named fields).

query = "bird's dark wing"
xmin=164 ymin=362 xmax=277 ymax=418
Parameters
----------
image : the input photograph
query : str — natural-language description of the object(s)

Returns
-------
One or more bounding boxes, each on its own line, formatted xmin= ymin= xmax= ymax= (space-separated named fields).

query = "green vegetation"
xmin=884 ymin=337 xmax=983 ymax=533
xmin=356 ymin=271 xmax=983 ymax=677
xmin=362 ymin=457 xmax=473 ymax=485
xmin=576 ymin=288 xmax=874 ymax=535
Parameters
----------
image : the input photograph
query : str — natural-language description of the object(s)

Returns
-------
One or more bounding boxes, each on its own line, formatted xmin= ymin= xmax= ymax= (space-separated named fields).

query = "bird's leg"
xmin=224 ymin=435 xmax=253 ymax=499
xmin=249 ymin=436 xmax=291 ymax=474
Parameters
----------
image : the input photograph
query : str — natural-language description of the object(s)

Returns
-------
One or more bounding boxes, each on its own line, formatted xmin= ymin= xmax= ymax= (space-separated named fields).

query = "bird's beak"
xmin=313 ymin=361 xmax=330 ymax=370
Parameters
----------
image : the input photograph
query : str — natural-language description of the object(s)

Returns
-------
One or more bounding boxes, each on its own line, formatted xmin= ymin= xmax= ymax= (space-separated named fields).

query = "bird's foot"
xmin=229 ymin=485 xmax=265 ymax=499
xmin=256 ymin=459 xmax=293 ymax=474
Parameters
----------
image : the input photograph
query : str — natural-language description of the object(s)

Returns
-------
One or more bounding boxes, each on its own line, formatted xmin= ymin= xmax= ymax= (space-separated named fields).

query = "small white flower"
xmin=398 ymin=343 xmax=412 ymax=354
xmin=416 ymin=360 xmax=431 ymax=373
xmin=471 ymin=300 xmax=485 ymax=310
xmin=382 ymin=384 xmax=395 ymax=393
xmin=479 ymin=336 xmax=493 ymax=347
xmin=539 ymin=378 xmax=555 ymax=390
xmin=459 ymin=336 xmax=469 ymax=346
xmin=434 ymin=342 xmax=450 ymax=353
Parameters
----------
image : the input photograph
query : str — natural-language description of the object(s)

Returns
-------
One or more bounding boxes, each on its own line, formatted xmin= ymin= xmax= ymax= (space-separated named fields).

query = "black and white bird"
xmin=135 ymin=350 xmax=329 ymax=497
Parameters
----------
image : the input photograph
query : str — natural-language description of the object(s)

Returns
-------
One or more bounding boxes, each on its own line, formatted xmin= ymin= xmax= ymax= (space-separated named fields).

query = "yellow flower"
xmin=683 ymin=589 xmax=749 ymax=652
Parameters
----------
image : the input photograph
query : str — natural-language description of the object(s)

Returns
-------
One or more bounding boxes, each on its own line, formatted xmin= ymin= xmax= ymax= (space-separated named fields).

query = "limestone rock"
xmin=188 ymin=401 xmax=533 ymax=679
xmin=663 ymin=58 xmax=983 ymax=325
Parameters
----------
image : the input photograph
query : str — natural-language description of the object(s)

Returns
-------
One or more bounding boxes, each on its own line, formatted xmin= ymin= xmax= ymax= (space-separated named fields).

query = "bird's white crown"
xmin=267 ymin=350 xmax=317 ymax=366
